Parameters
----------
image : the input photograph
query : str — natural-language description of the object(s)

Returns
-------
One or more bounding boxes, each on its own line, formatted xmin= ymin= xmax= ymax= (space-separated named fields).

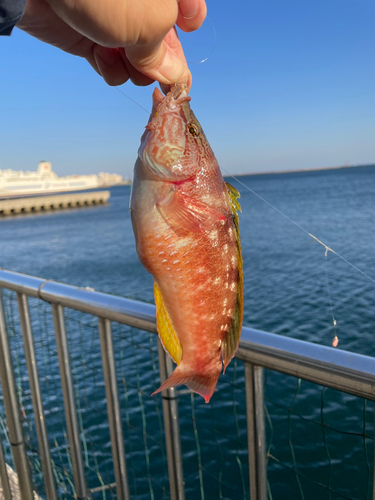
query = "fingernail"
xmin=95 ymin=47 xmax=116 ymax=66
xmin=179 ymin=0 xmax=199 ymax=19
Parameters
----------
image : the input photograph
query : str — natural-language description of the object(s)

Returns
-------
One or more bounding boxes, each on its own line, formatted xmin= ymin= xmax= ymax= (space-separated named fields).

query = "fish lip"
xmin=170 ymin=83 xmax=191 ymax=106
xmin=162 ymin=84 xmax=191 ymax=110
xmin=175 ymin=96 xmax=191 ymax=105
xmin=170 ymin=83 xmax=189 ymax=100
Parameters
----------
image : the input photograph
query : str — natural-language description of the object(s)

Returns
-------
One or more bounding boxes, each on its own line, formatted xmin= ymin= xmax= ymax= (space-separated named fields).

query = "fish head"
xmin=138 ymin=84 xmax=213 ymax=181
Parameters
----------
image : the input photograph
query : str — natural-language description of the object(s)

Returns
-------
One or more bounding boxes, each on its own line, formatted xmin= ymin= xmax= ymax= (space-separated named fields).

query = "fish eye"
xmin=188 ymin=123 xmax=199 ymax=137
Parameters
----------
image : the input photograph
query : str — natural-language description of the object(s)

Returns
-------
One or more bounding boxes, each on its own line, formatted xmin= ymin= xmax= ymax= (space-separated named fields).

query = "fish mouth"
xmin=170 ymin=83 xmax=189 ymax=100
xmin=170 ymin=83 xmax=191 ymax=105
xmin=147 ymin=84 xmax=191 ymax=130
xmin=163 ymin=84 xmax=191 ymax=111
xmin=151 ymin=84 xmax=190 ymax=111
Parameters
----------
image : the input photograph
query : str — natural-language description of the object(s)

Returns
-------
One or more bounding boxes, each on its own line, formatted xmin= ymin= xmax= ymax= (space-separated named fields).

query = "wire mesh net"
xmin=0 ymin=289 xmax=170 ymax=500
xmin=264 ymin=370 xmax=374 ymax=500
xmin=0 ymin=288 xmax=373 ymax=500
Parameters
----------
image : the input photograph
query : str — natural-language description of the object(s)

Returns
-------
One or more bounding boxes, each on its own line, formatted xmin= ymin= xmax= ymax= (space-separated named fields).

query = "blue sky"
xmin=0 ymin=0 xmax=374 ymax=178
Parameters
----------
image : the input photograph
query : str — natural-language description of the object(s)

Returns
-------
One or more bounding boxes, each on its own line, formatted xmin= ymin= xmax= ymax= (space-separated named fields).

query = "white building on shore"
xmin=98 ymin=172 xmax=131 ymax=186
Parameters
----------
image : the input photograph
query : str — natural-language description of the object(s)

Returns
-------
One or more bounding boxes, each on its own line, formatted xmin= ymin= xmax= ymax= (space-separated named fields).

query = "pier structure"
xmin=0 ymin=191 xmax=110 ymax=217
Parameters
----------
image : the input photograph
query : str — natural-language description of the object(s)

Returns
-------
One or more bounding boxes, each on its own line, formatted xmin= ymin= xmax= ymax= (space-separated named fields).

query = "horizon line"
xmin=225 ymin=162 xmax=375 ymax=178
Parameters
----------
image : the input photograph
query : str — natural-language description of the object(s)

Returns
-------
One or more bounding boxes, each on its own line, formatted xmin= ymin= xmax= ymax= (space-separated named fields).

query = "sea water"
xmin=1 ymin=165 xmax=375 ymax=499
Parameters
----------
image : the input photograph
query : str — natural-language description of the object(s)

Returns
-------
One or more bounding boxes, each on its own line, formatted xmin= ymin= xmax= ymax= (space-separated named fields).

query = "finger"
xmin=164 ymin=26 xmax=188 ymax=67
xmin=160 ymin=28 xmax=191 ymax=94
xmin=86 ymin=51 xmax=101 ymax=76
xmin=125 ymin=30 xmax=191 ymax=89
xmin=119 ymin=49 xmax=155 ymax=87
xmin=176 ymin=0 xmax=207 ymax=33
xmin=47 ymin=0 xmax=179 ymax=48
xmin=93 ymin=46 xmax=131 ymax=86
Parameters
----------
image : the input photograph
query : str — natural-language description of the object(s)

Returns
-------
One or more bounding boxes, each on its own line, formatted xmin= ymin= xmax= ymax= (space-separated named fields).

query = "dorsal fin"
xmin=154 ymin=281 xmax=182 ymax=365
xmin=221 ymin=182 xmax=243 ymax=370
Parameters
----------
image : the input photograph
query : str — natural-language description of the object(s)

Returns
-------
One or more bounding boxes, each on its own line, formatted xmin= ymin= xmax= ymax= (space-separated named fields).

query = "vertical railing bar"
xmin=157 ymin=340 xmax=186 ymax=500
xmin=245 ymin=362 xmax=267 ymax=500
xmin=245 ymin=362 xmax=257 ymax=500
xmin=166 ymin=351 xmax=186 ymax=500
xmin=0 ymin=290 xmax=34 ymax=500
xmin=98 ymin=317 xmax=130 ymax=500
xmin=158 ymin=341 xmax=177 ymax=499
xmin=0 ymin=291 xmax=34 ymax=500
xmin=17 ymin=292 xmax=58 ymax=500
xmin=51 ymin=303 xmax=88 ymax=500
xmin=0 ymin=430 xmax=12 ymax=500
xmin=254 ymin=366 xmax=267 ymax=498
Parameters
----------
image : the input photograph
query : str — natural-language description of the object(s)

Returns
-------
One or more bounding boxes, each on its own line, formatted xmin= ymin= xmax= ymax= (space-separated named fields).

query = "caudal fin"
xmin=152 ymin=363 xmax=221 ymax=403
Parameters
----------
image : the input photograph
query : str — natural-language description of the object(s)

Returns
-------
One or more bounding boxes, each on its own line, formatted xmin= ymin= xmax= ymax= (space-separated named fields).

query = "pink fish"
xmin=130 ymin=84 xmax=243 ymax=403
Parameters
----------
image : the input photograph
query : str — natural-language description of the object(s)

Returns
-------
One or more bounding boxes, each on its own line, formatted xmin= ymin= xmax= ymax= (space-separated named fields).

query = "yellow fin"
xmin=154 ymin=281 xmax=182 ymax=365
xmin=225 ymin=181 xmax=242 ymax=214
xmin=222 ymin=182 xmax=243 ymax=369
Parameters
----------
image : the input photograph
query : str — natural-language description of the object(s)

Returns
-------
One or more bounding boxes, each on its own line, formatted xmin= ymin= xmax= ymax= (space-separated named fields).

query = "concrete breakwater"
xmin=0 ymin=191 xmax=110 ymax=217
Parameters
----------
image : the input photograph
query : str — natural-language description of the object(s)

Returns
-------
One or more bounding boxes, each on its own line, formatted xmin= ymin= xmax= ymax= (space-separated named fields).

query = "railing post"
xmin=245 ymin=363 xmax=267 ymax=500
xmin=98 ymin=317 xmax=130 ymax=500
xmin=0 ymin=431 xmax=12 ymax=500
xmin=17 ymin=292 xmax=58 ymax=500
xmin=0 ymin=291 xmax=34 ymax=500
xmin=157 ymin=340 xmax=185 ymax=500
xmin=51 ymin=303 xmax=88 ymax=499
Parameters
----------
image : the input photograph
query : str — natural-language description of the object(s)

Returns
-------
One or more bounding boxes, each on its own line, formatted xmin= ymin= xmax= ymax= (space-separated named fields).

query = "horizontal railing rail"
xmin=0 ymin=270 xmax=157 ymax=333
xmin=1 ymin=268 xmax=375 ymax=500
xmin=2 ymin=268 xmax=375 ymax=399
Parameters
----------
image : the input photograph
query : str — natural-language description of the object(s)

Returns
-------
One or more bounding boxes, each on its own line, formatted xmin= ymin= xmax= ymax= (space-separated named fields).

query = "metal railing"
xmin=0 ymin=268 xmax=375 ymax=499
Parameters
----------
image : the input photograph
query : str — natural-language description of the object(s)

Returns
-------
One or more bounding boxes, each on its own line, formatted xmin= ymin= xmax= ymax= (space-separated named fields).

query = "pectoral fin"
xmin=157 ymin=188 xmax=226 ymax=233
xmin=221 ymin=182 xmax=243 ymax=370
xmin=154 ymin=281 xmax=182 ymax=365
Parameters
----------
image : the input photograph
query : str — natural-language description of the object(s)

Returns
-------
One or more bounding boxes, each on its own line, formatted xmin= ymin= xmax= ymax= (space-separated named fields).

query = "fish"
xmin=130 ymin=84 xmax=243 ymax=403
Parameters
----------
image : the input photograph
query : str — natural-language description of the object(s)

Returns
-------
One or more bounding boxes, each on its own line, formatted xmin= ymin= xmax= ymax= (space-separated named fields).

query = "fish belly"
xmin=147 ymin=221 xmax=238 ymax=401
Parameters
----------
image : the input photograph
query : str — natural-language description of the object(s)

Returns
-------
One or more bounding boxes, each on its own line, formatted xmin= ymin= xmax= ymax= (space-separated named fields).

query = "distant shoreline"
xmin=227 ymin=162 xmax=375 ymax=178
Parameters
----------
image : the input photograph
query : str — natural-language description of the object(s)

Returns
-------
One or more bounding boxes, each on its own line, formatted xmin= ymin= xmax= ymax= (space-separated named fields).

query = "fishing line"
xmin=114 ymin=87 xmax=150 ymax=114
xmin=114 ymin=17 xmax=216 ymax=110
xmin=324 ymin=251 xmax=338 ymax=346
xmin=223 ymin=169 xmax=375 ymax=347
xmin=183 ymin=17 xmax=217 ymax=64
xmin=223 ymin=170 xmax=375 ymax=286
xmin=313 ymin=234 xmax=338 ymax=345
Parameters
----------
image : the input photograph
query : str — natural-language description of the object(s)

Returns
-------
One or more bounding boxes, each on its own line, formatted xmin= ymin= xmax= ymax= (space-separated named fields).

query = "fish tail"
xmin=151 ymin=363 xmax=221 ymax=403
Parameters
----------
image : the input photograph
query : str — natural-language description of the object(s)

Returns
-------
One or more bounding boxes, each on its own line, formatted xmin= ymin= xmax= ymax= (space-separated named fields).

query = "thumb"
xmin=125 ymin=29 xmax=191 ymax=88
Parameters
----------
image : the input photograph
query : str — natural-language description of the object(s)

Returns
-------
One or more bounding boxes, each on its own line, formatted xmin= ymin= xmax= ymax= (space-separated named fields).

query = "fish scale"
xmin=130 ymin=84 xmax=243 ymax=402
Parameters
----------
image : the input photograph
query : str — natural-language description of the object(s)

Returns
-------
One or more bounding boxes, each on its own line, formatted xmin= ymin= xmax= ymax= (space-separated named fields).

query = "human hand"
xmin=17 ymin=0 xmax=207 ymax=90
